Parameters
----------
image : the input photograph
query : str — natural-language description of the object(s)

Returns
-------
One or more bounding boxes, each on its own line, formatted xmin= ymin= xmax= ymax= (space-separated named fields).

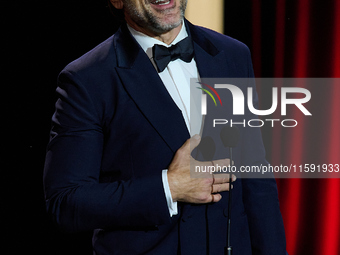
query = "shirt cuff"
xmin=161 ymin=169 xmax=178 ymax=217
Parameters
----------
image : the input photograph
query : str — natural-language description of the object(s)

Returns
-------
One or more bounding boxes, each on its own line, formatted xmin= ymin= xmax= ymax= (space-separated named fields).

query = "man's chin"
xmin=151 ymin=10 xmax=183 ymax=30
xmin=150 ymin=17 xmax=182 ymax=34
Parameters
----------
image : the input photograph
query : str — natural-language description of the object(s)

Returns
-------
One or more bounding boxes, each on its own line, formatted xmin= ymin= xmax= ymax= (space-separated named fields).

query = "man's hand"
xmin=168 ymin=135 xmax=236 ymax=204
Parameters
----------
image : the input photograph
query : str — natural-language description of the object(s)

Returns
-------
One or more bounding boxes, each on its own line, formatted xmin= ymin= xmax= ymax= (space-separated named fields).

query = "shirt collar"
xmin=127 ymin=21 xmax=188 ymax=59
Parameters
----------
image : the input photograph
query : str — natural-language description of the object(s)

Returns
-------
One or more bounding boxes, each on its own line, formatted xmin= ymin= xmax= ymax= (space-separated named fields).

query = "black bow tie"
xmin=152 ymin=37 xmax=194 ymax=73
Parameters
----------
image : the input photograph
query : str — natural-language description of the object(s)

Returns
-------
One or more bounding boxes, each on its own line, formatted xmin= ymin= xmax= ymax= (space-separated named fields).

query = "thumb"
xmin=189 ymin=134 xmax=201 ymax=153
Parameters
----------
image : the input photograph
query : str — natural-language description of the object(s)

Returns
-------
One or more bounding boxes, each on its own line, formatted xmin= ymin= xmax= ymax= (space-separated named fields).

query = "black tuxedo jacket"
xmin=44 ymin=20 xmax=287 ymax=255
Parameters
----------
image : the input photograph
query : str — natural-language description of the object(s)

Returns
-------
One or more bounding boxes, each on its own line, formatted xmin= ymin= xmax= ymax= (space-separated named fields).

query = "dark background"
xmin=4 ymin=1 xmax=119 ymax=254
xmin=4 ymin=0 xmax=340 ymax=254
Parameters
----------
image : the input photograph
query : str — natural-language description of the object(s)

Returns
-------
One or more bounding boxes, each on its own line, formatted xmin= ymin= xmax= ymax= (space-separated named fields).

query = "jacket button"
xmin=223 ymin=208 xmax=229 ymax=218
xmin=181 ymin=215 xmax=192 ymax=222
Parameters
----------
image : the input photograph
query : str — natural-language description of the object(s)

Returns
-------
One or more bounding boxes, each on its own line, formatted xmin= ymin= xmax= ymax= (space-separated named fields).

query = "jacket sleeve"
xmin=240 ymin=49 xmax=287 ymax=255
xmin=43 ymin=69 xmax=170 ymax=233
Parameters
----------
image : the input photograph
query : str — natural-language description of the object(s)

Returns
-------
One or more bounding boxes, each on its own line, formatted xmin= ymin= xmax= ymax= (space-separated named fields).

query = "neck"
xmin=125 ymin=17 xmax=183 ymax=45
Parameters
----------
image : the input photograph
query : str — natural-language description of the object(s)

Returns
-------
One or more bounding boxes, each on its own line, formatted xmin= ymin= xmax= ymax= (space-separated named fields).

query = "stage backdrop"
xmin=233 ymin=1 xmax=340 ymax=254
xmin=189 ymin=1 xmax=340 ymax=254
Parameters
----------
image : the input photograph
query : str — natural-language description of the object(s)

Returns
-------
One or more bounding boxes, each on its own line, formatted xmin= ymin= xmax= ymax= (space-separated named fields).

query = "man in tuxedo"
xmin=44 ymin=0 xmax=287 ymax=254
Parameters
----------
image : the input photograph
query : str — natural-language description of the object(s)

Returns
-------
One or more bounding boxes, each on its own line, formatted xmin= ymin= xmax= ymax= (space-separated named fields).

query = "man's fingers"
xmin=213 ymin=174 xmax=237 ymax=184
xmin=211 ymin=182 xmax=232 ymax=193
xmin=178 ymin=135 xmax=201 ymax=153
xmin=189 ymin=134 xmax=201 ymax=153
xmin=211 ymin=193 xmax=222 ymax=203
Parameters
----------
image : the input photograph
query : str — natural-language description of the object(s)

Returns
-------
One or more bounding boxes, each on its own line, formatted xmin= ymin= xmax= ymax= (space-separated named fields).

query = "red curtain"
xmin=251 ymin=1 xmax=340 ymax=254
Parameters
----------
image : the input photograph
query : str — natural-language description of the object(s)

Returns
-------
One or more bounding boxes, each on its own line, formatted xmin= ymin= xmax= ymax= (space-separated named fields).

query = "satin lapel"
xmin=179 ymin=21 xmax=237 ymax=218
xmin=114 ymin=24 xmax=190 ymax=153
xmin=185 ymin=20 xmax=237 ymax=78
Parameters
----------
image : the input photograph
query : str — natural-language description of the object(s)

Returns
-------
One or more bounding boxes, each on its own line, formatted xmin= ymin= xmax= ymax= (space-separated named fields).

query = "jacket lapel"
xmin=185 ymin=20 xmax=235 ymax=78
xmin=114 ymin=23 xmax=190 ymax=153
xmin=180 ymin=21 xmax=236 ymax=219
xmin=113 ymin=21 xmax=234 ymax=153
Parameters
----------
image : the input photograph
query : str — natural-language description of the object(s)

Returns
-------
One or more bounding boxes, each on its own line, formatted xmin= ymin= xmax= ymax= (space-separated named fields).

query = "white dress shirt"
xmin=128 ymin=22 xmax=202 ymax=216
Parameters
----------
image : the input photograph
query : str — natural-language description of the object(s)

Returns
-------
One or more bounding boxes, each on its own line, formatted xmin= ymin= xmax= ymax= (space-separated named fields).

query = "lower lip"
xmin=150 ymin=0 xmax=175 ymax=11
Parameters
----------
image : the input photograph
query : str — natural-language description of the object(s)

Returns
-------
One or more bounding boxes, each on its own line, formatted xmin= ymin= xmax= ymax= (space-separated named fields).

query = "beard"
xmin=123 ymin=0 xmax=188 ymax=35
